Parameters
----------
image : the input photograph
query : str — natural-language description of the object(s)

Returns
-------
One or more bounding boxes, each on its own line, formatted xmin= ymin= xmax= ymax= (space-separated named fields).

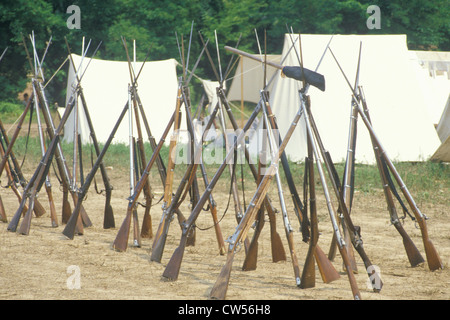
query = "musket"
xmin=32 ymin=82 xmax=58 ymax=227
xmin=33 ymin=37 xmax=93 ymax=228
xmin=201 ymin=32 xmax=285 ymax=262
xmin=7 ymin=95 xmax=75 ymax=233
xmin=216 ymin=89 xmax=247 ymax=250
xmin=301 ymin=93 xmax=361 ymax=300
xmin=0 ymin=134 xmax=25 ymax=221
xmin=154 ymin=77 xmax=183 ymax=244
xmin=129 ymin=134 xmax=141 ymax=248
xmin=262 ymin=94 xmax=340 ymax=285
xmin=242 ymin=116 xmax=267 ymax=271
xmin=150 ymin=95 xmax=193 ymax=259
xmin=300 ymin=132 xmax=317 ymax=288
xmin=217 ymin=88 xmax=286 ymax=263
xmin=307 ymin=99 xmax=383 ymax=292
xmin=224 ymin=46 xmax=325 ymax=92
xmin=2 ymin=36 xmax=50 ymax=219
xmin=34 ymin=71 xmax=92 ymax=231
xmin=63 ymin=100 xmax=129 ymax=239
xmin=242 ymin=31 xmax=286 ymax=267
xmin=64 ymin=39 xmax=128 ymax=238
xmin=360 ymin=86 xmax=424 ymax=267
xmin=214 ymin=33 xmax=247 ymax=251
xmin=328 ymin=43 xmax=362 ymax=270
xmin=240 ymin=31 xmax=277 ymax=266
xmin=113 ymin=111 xmax=175 ymax=252
xmin=261 ymin=91 xmax=302 ymax=285
xmin=162 ymin=100 xmax=262 ymax=281
xmin=29 ymin=35 xmax=60 ymax=227
xmin=282 ymin=31 xmax=344 ymax=286
xmin=361 ymin=87 xmax=424 ymax=266
xmin=0 ymin=112 xmax=46 ymax=220
xmin=9 ymin=34 xmax=77 ymax=233
xmin=151 ymin=32 xmax=211 ymax=256
xmin=232 ymin=34 xmax=334 ymax=278
xmin=328 ymin=47 xmax=443 ymax=271
xmin=181 ymin=85 xmax=200 ymax=247
xmin=197 ymin=32 xmax=251 ymax=252
xmin=198 ymin=158 xmax=226 ymax=255
xmin=77 ymin=87 xmax=115 ymax=228
xmin=122 ymin=38 xmax=153 ymax=239
xmin=193 ymin=91 xmax=226 ymax=255
xmin=151 ymin=101 xmax=221 ymax=262
xmin=209 ymin=93 xmax=306 ymax=300
xmin=134 ymin=89 xmax=189 ymax=239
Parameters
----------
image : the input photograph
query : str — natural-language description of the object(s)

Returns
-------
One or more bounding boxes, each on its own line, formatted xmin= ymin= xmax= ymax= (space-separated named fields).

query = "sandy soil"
xmin=0 ymin=155 xmax=448 ymax=302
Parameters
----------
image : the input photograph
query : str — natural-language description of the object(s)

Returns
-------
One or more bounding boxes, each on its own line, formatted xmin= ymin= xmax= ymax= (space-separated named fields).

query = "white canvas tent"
xmin=245 ymin=34 xmax=442 ymax=164
xmin=63 ymin=54 xmax=179 ymax=146
xmin=226 ymin=54 xmax=281 ymax=104
xmin=408 ymin=50 xmax=450 ymax=126
xmin=431 ymin=94 xmax=450 ymax=162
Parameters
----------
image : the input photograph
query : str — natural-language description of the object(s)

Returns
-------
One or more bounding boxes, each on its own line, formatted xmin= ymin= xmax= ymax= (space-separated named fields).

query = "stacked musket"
xmin=326 ymin=45 xmax=443 ymax=273
xmin=2 ymin=33 xmax=118 ymax=236
xmin=111 ymin=35 xmax=201 ymax=252
xmin=0 ymin=27 xmax=443 ymax=301
xmin=61 ymin=36 xmax=117 ymax=238
xmin=4 ymin=33 xmax=96 ymax=235
xmin=113 ymin=23 xmax=220 ymax=253
xmin=63 ymin=37 xmax=159 ymax=241
xmin=159 ymin=30 xmax=286 ymax=279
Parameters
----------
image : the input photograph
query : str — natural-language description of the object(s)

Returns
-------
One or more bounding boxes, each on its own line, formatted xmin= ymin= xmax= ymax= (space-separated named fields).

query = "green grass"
xmin=5 ymin=134 xmax=449 ymax=207
xmin=0 ymin=101 xmax=27 ymax=122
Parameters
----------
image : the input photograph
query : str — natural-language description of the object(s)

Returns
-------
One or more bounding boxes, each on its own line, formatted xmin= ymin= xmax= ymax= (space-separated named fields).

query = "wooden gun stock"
xmin=266 ymin=199 xmax=286 ymax=263
xmin=209 ymin=97 xmax=305 ymax=299
xmin=45 ymin=184 xmax=58 ymax=227
xmin=209 ymin=251 xmax=235 ymax=300
xmin=262 ymin=92 xmax=338 ymax=284
xmin=219 ymin=89 xmax=285 ymax=262
xmin=162 ymin=102 xmax=261 ymax=282
xmin=360 ymin=90 xmax=424 ymax=268
xmin=78 ymin=88 xmax=115 ymax=229
xmin=113 ymin=110 xmax=175 ymax=252
xmin=0 ymin=195 xmax=6 ymax=222
xmin=329 ymin=47 xmax=443 ymax=272
xmin=242 ymin=204 xmax=265 ymax=271
xmin=103 ymin=192 xmax=115 ymax=230
xmin=242 ymin=143 xmax=267 ymax=271
xmin=151 ymin=144 xmax=199 ymax=262
xmin=61 ymin=183 xmax=72 ymax=224
xmin=10 ymin=134 xmax=59 ymax=235
xmin=63 ymin=101 xmax=129 ymax=240
xmin=210 ymin=164 xmax=276 ymax=300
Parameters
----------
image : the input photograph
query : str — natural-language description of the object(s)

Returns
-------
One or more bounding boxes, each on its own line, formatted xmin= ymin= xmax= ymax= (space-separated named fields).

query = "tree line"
xmin=0 ymin=0 xmax=448 ymax=105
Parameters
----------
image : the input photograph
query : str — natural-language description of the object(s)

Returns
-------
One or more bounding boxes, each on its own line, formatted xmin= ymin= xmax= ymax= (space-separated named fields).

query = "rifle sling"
xmin=380 ymin=157 xmax=414 ymax=221
xmin=78 ymin=134 xmax=84 ymax=186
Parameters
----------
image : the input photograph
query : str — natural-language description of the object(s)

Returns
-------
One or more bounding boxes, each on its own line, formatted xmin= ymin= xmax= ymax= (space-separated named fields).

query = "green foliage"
xmin=0 ymin=0 xmax=448 ymax=106
xmin=0 ymin=101 xmax=26 ymax=121
xmin=0 ymin=101 xmax=23 ymax=114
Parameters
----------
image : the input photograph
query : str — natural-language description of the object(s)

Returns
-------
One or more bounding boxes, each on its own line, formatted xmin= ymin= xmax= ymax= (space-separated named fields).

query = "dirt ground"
xmin=0 ymin=155 xmax=449 ymax=302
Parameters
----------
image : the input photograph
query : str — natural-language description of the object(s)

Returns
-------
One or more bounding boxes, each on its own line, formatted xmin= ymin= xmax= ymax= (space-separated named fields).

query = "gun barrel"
xmin=224 ymin=46 xmax=325 ymax=91
xmin=224 ymin=46 xmax=282 ymax=70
